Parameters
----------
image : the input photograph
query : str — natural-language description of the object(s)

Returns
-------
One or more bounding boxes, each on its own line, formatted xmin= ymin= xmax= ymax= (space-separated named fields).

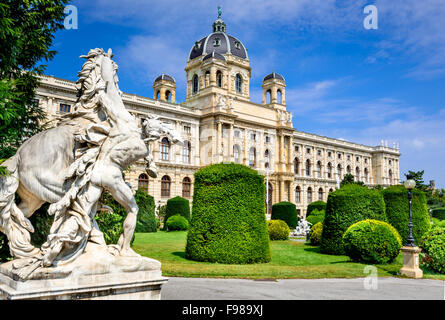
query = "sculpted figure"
xmin=0 ymin=48 xmax=182 ymax=279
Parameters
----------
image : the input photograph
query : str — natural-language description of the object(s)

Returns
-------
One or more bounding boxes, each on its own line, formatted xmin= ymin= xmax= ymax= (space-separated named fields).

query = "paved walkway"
xmin=161 ymin=277 xmax=444 ymax=300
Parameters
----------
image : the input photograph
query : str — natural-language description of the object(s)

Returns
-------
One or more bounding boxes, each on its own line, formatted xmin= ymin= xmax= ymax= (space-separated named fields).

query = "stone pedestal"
xmin=0 ymin=243 xmax=168 ymax=300
xmin=400 ymin=246 xmax=423 ymax=279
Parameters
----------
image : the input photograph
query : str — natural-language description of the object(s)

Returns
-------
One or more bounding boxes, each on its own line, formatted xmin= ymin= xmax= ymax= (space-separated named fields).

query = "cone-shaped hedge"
xmin=307 ymin=200 xmax=326 ymax=217
xmin=134 ymin=189 xmax=157 ymax=233
xmin=271 ymin=201 xmax=298 ymax=229
xmin=320 ymin=184 xmax=387 ymax=255
xmin=381 ymin=185 xmax=430 ymax=245
xmin=185 ymin=163 xmax=271 ymax=264
xmin=163 ymin=196 xmax=190 ymax=230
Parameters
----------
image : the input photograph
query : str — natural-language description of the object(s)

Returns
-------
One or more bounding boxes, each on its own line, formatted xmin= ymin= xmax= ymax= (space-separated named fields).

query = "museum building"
xmin=34 ymin=14 xmax=400 ymax=218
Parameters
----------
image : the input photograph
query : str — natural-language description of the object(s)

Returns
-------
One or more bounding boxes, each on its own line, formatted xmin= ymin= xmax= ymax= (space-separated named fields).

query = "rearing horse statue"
xmin=0 ymin=48 xmax=182 ymax=279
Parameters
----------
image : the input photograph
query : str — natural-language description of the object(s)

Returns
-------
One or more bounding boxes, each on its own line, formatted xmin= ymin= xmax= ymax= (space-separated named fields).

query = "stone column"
xmin=229 ymin=124 xmax=234 ymax=161
xmin=159 ymin=88 xmax=166 ymax=102
xmin=289 ymin=181 xmax=295 ymax=203
xmin=243 ymin=130 xmax=248 ymax=165
xmin=279 ymin=134 xmax=284 ymax=172
xmin=271 ymin=87 xmax=277 ymax=104
xmin=217 ymin=121 xmax=222 ymax=162
xmin=280 ymin=179 xmax=285 ymax=202
xmin=171 ymin=90 xmax=176 ymax=103
xmin=210 ymin=66 xmax=216 ymax=86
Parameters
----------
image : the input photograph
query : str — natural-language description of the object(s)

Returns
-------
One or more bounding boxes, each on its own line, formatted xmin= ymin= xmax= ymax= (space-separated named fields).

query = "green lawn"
xmin=133 ymin=231 xmax=445 ymax=280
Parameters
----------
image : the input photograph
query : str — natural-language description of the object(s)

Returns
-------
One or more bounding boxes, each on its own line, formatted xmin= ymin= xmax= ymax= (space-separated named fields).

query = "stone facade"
xmin=34 ymin=15 xmax=400 ymax=218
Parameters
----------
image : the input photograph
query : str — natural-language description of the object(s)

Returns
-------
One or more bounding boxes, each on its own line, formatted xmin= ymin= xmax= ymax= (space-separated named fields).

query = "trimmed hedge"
xmin=309 ymin=222 xmax=323 ymax=245
xmin=306 ymin=209 xmax=325 ymax=226
xmin=165 ymin=215 xmax=189 ymax=231
xmin=164 ymin=196 xmax=190 ymax=230
xmin=271 ymin=201 xmax=298 ymax=229
xmin=320 ymin=184 xmax=387 ymax=255
xmin=134 ymin=189 xmax=157 ymax=233
xmin=382 ymin=185 xmax=430 ymax=245
xmin=343 ymin=219 xmax=402 ymax=264
xmin=267 ymin=220 xmax=290 ymax=240
xmin=186 ymin=163 xmax=271 ymax=264
xmin=432 ymin=208 xmax=445 ymax=221
xmin=420 ymin=226 xmax=445 ymax=274
xmin=307 ymin=201 xmax=326 ymax=217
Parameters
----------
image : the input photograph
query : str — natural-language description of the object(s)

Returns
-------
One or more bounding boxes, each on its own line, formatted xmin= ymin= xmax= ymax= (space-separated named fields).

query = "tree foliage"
xmin=0 ymin=0 xmax=69 ymax=162
xmin=340 ymin=173 xmax=364 ymax=188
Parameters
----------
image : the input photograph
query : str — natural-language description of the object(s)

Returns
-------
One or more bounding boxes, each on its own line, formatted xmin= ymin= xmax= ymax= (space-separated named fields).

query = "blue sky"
xmin=44 ymin=0 xmax=445 ymax=188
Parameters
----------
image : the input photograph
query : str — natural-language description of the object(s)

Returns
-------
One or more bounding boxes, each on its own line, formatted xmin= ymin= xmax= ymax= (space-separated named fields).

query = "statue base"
xmin=0 ymin=242 xmax=168 ymax=300
xmin=400 ymin=245 xmax=423 ymax=279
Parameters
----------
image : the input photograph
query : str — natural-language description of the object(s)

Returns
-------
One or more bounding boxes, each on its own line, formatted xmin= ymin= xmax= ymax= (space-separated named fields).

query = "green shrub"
xmin=267 ymin=220 xmax=290 ymax=240
xmin=342 ymin=219 xmax=402 ymax=264
xmin=271 ymin=201 xmax=298 ymax=229
xmin=321 ymin=184 xmax=387 ymax=255
xmin=306 ymin=209 xmax=325 ymax=226
xmin=307 ymin=201 xmax=326 ymax=217
xmin=186 ymin=163 xmax=271 ymax=264
xmin=437 ymin=220 xmax=445 ymax=228
xmin=163 ymin=196 xmax=190 ymax=230
xmin=420 ymin=226 xmax=445 ymax=274
xmin=382 ymin=185 xmax=430 ymax=245
xmin=432 ymin=208 xmax=445 ymax=220
xmin=165 ymin=215 xmax=189 ymax=231
xmin=134 ymin=189 xmax=157 ymax=233
xmin=309 ymin=222 xmax=323 ymax=245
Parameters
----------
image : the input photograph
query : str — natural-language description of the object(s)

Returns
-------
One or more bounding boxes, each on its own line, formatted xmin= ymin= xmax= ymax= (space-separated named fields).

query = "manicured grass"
xmin=133 ymin=231 xmax=445 ymax=280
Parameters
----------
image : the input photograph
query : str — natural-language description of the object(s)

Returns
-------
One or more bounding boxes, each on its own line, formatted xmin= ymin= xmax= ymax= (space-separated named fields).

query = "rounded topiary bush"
xmin=309 ymin=222 xmax=323 ymax=245
xmin=163 ymin=196 xmax=190 ymax=230
xmin=186 ymin=163 xmax=271 ymax=264
xmin=420 ymin=225 xmax=445 ymax=274
xmin=306 ymin=209 xmax=325 ymax=226
xmin=267 ymin=220 xmax=290 ymax=240
xmin=343 ymin=219 xmax=402 ymax=264
xmin=271 ymin=201 xmax=298 ymax=229
xmin=307 ymin=200 xmax=326 ymax=217
xmin=320 ymin=184 xmax=387 ymax=255
xmin=165 ymin=215 xmax=189 ymax=231
xmin=382 ymin=185 xmax=430 ymax=245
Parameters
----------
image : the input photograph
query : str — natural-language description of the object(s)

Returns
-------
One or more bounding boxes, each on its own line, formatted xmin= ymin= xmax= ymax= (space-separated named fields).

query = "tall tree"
xmin=404 ymin=170 xmax=427 ymax=191
xmin=0 ymin=0 xmax=70 ymax=161
xmin=340 ymin=173 xmax=364 ymax=188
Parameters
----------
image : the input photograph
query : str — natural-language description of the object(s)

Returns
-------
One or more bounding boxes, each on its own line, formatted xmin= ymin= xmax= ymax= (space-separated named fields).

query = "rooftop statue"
xmin=0 ymin=48 xmax=182 ymax=280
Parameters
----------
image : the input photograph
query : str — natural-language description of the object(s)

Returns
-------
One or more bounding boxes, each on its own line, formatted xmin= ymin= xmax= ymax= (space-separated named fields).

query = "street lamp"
xmin=265 ymin=166 xmax=271 ymax=218
xmin=400 ymin=174 xmax=423 ymax=278
xmin=403 ymin=174 xmax=416 ymax=247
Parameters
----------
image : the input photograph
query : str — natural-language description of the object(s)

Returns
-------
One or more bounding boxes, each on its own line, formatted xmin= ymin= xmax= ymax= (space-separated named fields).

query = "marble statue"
xmin=293 ymin=219 xmax=312 ymax=237
xmin=0 ymin=48 xmax=182 ymax=282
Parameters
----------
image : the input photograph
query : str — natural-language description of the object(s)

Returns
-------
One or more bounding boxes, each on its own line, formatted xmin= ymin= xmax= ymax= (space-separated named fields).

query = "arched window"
xmin=264 ymin=149 xmax=270 ymax=169
xmin=266 ymin=89 xmax=272 ymax=104
xmin=277 ymin=89 xmax=282 ymax=104
xmin=389 ymin=169 xmax=393 ymax=184
xmin=161 ymin=175 xmax=171 ymax=197
xmin=156 ymin=91 xmax=160 ymax=100
xmin=182 ymin=177 xmax=191 ymax=198
xmin=329 ymin=188 xmax=334 ymax=193
xmin=307 ymin=187 xmax=313 ymax=204
xmin=337 ymin=164 xmax=342 ymax=179
xmin=346 ymin=165 xmax=351 ymax=174
xmin=293 ymin=158 xmax=299 ymax=175
xmin=216 ymin=71 xmax=222 ymax=88
xmin=192 ymin=74 xmax=199 ymax=94
xmin=266 ymin=182 xmax=273 ymax=214
xmin=364 ymin=168 xmax=369 ymax=182
xmin=160 ymin=137 xmax=170 ymax=161
xmin=205 ymin=70 xmax=210 ymax=86
xmin=182 ymin=140 xmax=191 ymax=164
xmin=295 ymin=186 xmax=301 ymax=203
xmin=306 ymin=159 xmax=311 ymax=176
xmin=249 ymin=147 xmax=256 ymax=168
xmin=165 ymin=90 xmax=171 ymax=102
xmin=327 ymin=162 xmax=332 ymax=178
xmin=318 ymin=188 xmax=323 ymax=201
xmin=138 ymin=173 xmax=149 ymax=191
xmin=233 ymin=144 xmax=240 ymax=163
xmin=355 ymin=167 xmax=360 ymax=181
xmin=235 ymin=74 xmax=242 ymax=93
xmin=316 ymin=161 xmax=322 ymax=178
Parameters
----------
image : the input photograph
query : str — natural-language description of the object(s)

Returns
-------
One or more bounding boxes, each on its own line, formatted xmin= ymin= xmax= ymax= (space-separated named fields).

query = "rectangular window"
xmin=184 ymin=125 xmax=191 ymax=134
xmin=59 ymin=103 xmax=71 ymax=113
xmin=251 ymin=133 xmax=256 ymax=141
xmin=306 ymin=148 xmax=311 ymax=154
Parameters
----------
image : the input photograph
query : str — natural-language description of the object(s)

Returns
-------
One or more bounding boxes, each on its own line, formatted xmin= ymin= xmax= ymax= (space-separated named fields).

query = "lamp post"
xmin=265 ymin=167 xmax=271 ymax=218
xmin=400 ymin=174 xmax=423 ymax=278
xmin=404 ymin=175 xmax=416 ymax=247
